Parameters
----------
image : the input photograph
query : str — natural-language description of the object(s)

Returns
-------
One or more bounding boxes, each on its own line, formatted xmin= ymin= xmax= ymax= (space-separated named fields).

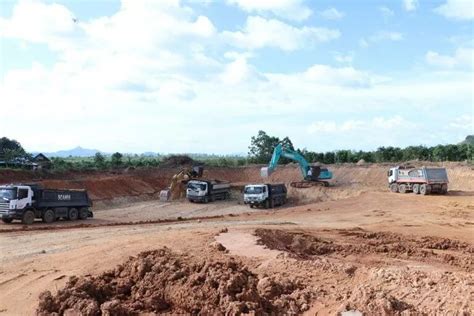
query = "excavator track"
xmin=290 ymin=181 xmax=329 ymax=188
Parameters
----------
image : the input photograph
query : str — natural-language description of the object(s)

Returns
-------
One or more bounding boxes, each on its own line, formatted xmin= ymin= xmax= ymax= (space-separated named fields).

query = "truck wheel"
xmin=265 ymin=200 xmax=270 ymax=209
xmin=42 ymin=209 xmax=55 ymax=223
xmin=389 ymin=183 xmax=398 ymax=193
xmin=203 ymin=197 xmax=209 ymax=204
xmin=413 ymin=184 xmax=420 ymax=194
xmin=68 ymin=208 xmax=79 ymax=221
xmin=441 ymin=184 xmax=448 ymax=194
xmin=22 ymin=210 xmax=35 ymax=225
xmin=2 ymin=218 xmax=13 ymax=224
xmin=79 ymin=208 xmax=89 ymax=220
xmin=250 ymin=205 xmax=254 ymax=209
xmin=420 ymin=184 xmax=428 ymax=195
xmin=399 ymin=184 xmax=407 ymax=194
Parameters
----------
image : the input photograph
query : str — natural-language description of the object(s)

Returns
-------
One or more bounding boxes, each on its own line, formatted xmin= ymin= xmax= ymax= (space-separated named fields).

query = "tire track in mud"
xmin=0 ymin=215 xmax=226 ymax=234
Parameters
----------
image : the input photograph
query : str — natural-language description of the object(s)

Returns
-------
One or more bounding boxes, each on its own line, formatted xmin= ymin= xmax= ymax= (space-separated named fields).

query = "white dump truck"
xmin=388 ymin=166 xmax=449 ymax=195
xmin=243 ymin=183 xmax=287 ymax=209
xmin=186 ymin=179 xmax=231 ymax=203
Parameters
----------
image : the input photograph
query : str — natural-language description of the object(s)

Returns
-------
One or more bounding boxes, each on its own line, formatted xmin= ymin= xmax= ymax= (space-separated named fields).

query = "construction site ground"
xmin=0 ymin=163 xmax=473 ymax=315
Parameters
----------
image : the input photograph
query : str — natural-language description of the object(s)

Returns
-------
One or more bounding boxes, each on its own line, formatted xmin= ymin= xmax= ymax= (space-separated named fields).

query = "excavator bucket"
xmin=261 ymin=167 xmax=272 ymax=178
xmin=159 ymin=189 xmax=171 ymax=201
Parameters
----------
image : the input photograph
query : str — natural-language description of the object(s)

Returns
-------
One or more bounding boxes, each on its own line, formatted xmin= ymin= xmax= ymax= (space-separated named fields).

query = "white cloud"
xmin=319 ymin=8 xmax=345 ymax=20
xmin=219 ymin=56 xmax=266 ymax=84
xmin=425 ymin=47 xmax=474 ymax=69
xmin=227 ymin=0 xmax=312 ymax=21
xmin=370 ymin=31 xmax=403 ymax=41
xmin=435 ymin=0 xmax=474 ymax=20
xmin=448 ymin=115 xmax=474 ymax=132
xmin=222 ymin=16 xmax=340 ymax=51
xmin=0 ymin=0 xmax=76 ymax=48
xmin=379 ymin=6 xmax=395 ymax=18
xmin=334 ymin=52 xmax=354 ymax=64
xmin=303 ymin=65 xmax=381 ymax=88
xmin=403 ymin=0 xmax=418 ymax=11
xmin=308 ymin=116 xmax=413 ymax=134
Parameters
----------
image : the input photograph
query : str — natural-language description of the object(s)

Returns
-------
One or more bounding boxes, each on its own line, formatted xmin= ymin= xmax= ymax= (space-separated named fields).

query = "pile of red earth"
xmin=160 ymin=155 xmax=197 ymax=167
xmin=37 ymin=247 xmax=312 ymax=315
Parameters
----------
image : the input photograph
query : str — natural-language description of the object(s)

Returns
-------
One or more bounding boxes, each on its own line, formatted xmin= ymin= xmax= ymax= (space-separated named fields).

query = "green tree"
xmin=248 ymin=130 xmax=284 ymax=164
xmin=94 ymin=152 xmax=106 ymax=168
xmin=111 ymin=152 xmax=123 ymax=167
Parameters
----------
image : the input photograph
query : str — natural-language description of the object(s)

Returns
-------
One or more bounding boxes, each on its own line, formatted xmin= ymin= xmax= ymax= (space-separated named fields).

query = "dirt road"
xmin=1 ymin=187 xmax=473 ymax=315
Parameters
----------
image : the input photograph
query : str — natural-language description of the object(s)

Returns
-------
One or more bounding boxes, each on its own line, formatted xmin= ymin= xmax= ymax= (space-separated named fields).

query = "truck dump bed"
xmin=35 ymin=189 xmax=91 ymax=208
xmin=424 ymin=168 xmax=449 ymax=183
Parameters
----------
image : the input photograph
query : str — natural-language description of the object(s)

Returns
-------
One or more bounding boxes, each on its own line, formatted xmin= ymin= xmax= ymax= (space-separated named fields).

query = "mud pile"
xmin=161 ymin=155 xmax=197 ymax=167
xmin=37 ymin=248 xmax=312 ymax=315
xmin=255 ymin=229 xmax=474 ymax=271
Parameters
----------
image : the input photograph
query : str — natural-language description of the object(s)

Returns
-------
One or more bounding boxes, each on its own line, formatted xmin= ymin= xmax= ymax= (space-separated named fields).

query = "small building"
xmin=32 ymin=153 xmax=52 ymax=169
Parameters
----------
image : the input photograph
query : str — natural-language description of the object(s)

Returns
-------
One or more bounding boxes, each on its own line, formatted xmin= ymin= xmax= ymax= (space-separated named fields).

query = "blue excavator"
xmin=261 ymin=144 xmax=333 ymax=188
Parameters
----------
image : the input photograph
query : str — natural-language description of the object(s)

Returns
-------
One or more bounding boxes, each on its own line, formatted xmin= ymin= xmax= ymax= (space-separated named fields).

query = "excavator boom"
xmin=261 ymin=144 xmax=333 ymax=188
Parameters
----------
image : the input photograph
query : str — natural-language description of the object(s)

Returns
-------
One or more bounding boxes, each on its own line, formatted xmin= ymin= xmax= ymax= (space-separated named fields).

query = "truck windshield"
xmin=0 ymin=188 xmax=17 ymax=201
xmin=244 ymin=187 xmax=263 ymax=194
xmin=188 ymin=183 xmax=206 ymax=191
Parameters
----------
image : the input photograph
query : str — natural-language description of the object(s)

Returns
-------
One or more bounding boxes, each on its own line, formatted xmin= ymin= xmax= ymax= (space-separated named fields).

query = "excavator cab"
xmin=191 ymin=166 xmax=204 ymax=178
xmin=305 ymin=166 xmax=321 ymax=181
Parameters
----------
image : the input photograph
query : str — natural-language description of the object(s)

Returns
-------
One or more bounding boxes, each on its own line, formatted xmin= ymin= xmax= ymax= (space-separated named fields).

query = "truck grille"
xmin=0 ymin=202 xmax=10 ymax=214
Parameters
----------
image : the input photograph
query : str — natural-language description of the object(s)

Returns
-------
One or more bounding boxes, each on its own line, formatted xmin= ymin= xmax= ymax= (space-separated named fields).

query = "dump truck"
xmin=388 ymin=166 xmax=449 ymax=195
xmin=0 ymin=184 xmax=93 ymax=225
xmin=243 ymin=183 xmax=287 ymax=208
xmin=186 ymin=179 xmax=231 ymax=203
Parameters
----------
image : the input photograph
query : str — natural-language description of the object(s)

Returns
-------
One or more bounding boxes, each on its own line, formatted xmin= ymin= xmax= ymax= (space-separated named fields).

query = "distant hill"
xmin=460 ymin=135 xmax=474 ymax=145
xmin=33 ymin=146 xmax=101 ymax=158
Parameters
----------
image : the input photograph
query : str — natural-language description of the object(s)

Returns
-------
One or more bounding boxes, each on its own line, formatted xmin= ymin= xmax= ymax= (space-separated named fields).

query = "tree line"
xmin=0 ymin=132 xmax=472 ymax=171
xmin=247 ymin=131 xmax=474 ymax=164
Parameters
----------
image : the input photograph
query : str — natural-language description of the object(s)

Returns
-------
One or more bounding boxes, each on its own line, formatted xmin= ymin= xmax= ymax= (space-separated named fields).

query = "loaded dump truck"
xmin=244 ymin=183 xmax=287 ymax=208
xmin=388 ymin=166 xmax=449 ymax=195
xmin=186 ymin=179 xmax=231 ymax=203
xmin=0 ymin=184 xmax=93 ymax=225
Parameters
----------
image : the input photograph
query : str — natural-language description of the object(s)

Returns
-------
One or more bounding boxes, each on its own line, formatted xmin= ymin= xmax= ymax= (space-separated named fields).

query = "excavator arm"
xmin=262 ymin=144 xmax=309 ymax=179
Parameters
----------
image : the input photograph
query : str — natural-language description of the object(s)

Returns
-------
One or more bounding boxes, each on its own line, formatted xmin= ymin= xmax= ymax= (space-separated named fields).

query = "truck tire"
xmin=389 ymin=183 xmax=398 ymax=193
xmin=420 ymin=184 xmax=429 ymax=195
xmin=2 ymin=218 xmax=13 ymax=224
xmin=203 ymin=197 xmax=209 ymax=204
xmin=399 ymin=184 xmax=407 ymax=194
xmin=250 ymin=205 xmax=254 ymax=209
xmin=413 ymin=184 xmax=420 ymax=194
xmin=79 ymin=208 xmax=89 ymax=220
xmin=42 ymin=209 xmax=55 ymax=223
xmin=265 ymin=200 xmax=270 ymax=209
xmin=68 ymin=208 xmax=79 ymax=221
xmin=441 ymin=184 xmax=448 ymax=195
xmin=22 ymin=210 xmax=35 ymax=225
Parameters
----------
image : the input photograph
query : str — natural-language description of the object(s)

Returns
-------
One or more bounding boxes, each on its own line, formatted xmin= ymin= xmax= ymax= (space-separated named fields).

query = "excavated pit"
xmin=37 ymin=247 xmax=313 ymax=315
xmin=254 ymin=228 xmax=474 ymax=271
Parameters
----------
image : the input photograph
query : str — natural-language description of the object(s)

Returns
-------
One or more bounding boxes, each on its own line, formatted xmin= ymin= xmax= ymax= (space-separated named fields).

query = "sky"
xmin=0 ymin=0 xmax=473 ymax=154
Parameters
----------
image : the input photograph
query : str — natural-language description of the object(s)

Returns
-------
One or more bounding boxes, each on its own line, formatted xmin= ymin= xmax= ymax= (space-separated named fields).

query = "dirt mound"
xmin=255 ymin=229 xmax=474 ymax=271
xmin=161 ymin=155 xmax=197 ymax=167
xmin=37 ymin=248 xmax=312 ymax=315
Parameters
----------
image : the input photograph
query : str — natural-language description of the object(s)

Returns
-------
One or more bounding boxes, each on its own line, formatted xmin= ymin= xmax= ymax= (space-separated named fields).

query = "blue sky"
xmin=0 ymin=0 xmax=473 ymax=154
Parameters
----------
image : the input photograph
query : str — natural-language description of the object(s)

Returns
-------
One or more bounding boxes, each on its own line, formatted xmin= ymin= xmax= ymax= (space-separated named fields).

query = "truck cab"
xmin=243 ymin=184 xmax=268 ymax=205
xmin=0 ymin=185 xmax=34 ymax=218
xmin=387 ymin=167 xmax=398 ymax=184
xmin=244 ymin=183 xmax=287 ymax=209
xmin=187 ymin=180 xmax=208 ymax=199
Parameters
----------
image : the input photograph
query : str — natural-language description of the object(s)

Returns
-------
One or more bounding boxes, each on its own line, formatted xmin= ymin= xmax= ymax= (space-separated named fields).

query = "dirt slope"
xmin=2 ymin=163 xmax=472 ymax=207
